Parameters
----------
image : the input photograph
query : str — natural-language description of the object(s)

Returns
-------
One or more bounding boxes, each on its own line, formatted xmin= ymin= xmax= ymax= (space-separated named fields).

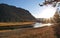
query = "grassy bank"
xmin=0 ymin=22 xmax=35 ymax=26
xmin=0 ymin=26 xmax=57 ymax=38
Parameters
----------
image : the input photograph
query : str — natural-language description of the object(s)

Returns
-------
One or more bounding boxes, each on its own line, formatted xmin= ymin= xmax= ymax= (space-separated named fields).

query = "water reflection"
xmin=33 ymin=23 xmax=53 ymax=28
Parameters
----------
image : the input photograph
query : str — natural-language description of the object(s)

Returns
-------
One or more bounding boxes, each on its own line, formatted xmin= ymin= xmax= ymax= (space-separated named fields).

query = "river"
xmin=33 ymin=23 xmax=52 ymax=28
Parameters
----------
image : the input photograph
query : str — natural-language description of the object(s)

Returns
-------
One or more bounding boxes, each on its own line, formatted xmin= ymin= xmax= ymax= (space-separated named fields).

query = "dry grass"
xmin=0 ymin=22 xmax=35 ymax=26
xmin=0 ymin=26 xmax=57 ymax=38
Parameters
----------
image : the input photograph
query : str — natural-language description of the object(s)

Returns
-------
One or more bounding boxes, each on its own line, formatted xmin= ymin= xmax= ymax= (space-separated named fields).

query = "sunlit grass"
xmin=0 ymin=22 xmax=35 ymax=26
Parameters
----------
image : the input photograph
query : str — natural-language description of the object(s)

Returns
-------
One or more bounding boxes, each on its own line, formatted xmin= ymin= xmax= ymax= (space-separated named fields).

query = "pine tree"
xmin=53 ymin=11 xmax=60 ymax=23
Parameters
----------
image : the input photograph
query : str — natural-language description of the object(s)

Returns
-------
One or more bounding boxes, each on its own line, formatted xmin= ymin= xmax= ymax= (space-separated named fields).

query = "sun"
xmin=39 ymin=5 xmax=57 ymax=18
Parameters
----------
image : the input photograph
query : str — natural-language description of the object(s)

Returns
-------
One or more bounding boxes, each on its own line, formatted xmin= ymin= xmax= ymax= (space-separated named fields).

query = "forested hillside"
xmin=0 ymin=4 xmax=36 ymax=22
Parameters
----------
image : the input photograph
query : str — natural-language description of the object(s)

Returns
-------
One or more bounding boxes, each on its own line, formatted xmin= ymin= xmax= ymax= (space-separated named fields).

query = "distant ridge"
xmin=0 ymin=3 xmax=36 ymax=22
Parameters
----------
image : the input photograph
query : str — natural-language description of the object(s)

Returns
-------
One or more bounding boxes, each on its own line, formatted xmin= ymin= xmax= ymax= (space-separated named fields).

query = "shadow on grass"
xmin=0 ymin=24 xmax=33 ymax=30
xmin=53 ymin=23 xmax=60 ymax=38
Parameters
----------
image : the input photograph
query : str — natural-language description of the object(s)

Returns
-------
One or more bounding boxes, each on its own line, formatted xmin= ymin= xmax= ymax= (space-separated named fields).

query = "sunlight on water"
xmin=33 ymin=23 xmax=53 ymax=28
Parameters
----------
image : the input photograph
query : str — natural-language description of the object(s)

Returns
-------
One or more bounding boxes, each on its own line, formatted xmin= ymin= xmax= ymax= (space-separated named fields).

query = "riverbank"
xmin=0 ymin=22 xmax=35 ymax=26
xmin=0 ymin=26 xmax=56 ymax=38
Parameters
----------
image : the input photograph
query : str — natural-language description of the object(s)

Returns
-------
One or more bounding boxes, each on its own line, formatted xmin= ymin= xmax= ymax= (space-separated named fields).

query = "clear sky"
xmin=0 ymin=0 xmax=44 ymax=18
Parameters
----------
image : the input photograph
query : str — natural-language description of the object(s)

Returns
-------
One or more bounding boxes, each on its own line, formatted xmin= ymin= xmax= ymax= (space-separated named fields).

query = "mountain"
xmin=0 ymin=3 xmax=36 ymax=22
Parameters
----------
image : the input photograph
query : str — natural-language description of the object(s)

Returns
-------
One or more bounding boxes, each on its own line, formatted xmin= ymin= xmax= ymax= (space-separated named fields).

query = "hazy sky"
xmin=0 ymin=0 xmax=44 ymax=18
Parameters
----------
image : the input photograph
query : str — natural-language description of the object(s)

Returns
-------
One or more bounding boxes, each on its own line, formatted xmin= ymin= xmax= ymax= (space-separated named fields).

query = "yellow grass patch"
xmin=0 ymin=22 xmax=35 ymax=26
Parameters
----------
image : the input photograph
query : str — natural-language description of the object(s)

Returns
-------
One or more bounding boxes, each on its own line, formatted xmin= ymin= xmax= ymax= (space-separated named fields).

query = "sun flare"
xmin=39 ymin=5 xmax=57 ymax=18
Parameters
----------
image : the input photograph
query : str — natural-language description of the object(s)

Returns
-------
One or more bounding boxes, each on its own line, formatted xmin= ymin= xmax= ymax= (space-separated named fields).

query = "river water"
xmin=33 ymin=23 xmax=52 ymax=28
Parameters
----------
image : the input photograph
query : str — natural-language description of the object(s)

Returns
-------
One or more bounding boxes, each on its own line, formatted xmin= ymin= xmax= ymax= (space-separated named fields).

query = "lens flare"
xmin=39 ymin=5 xmax=57 ymax=18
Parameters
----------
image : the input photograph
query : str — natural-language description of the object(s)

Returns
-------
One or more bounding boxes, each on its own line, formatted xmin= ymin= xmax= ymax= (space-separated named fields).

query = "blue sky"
xmin=0 ymin=0 xmax=44 ymax=18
